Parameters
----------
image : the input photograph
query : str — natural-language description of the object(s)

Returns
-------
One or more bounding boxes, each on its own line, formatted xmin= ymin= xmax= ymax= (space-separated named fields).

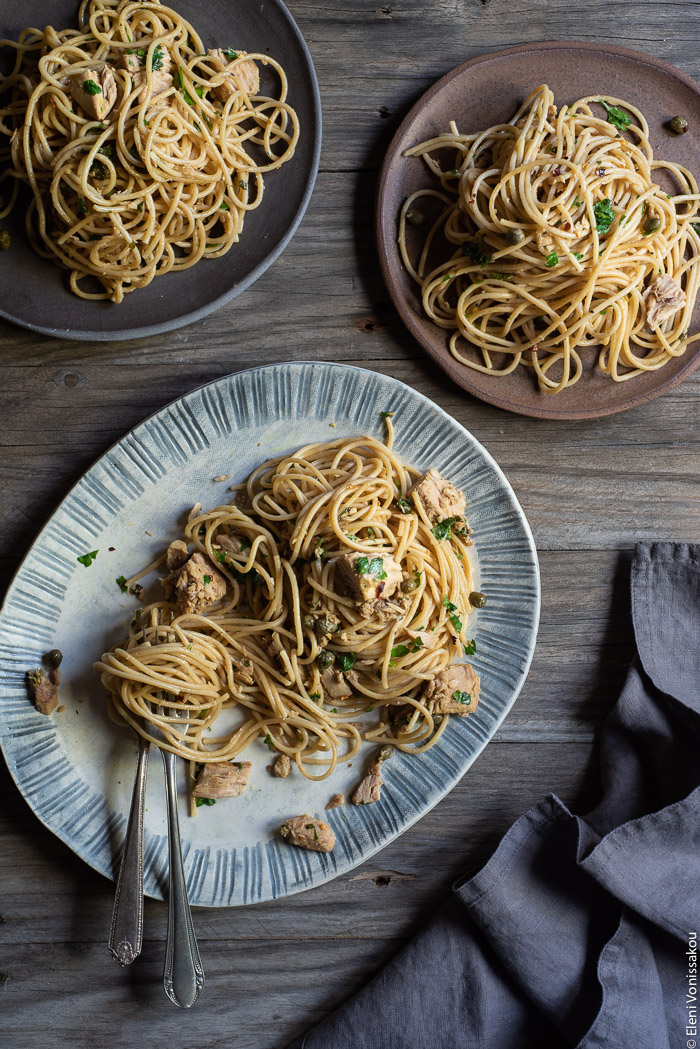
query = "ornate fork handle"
xmin=161 ymin=746 xmax=205 ymax=1008
xmin=108 ymin=734 xmax=150 ymax=965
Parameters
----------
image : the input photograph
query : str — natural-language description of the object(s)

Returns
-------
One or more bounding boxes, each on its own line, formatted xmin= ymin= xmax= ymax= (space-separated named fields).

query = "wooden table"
xmin=1 ymin=3 xmax=698 ymax=1046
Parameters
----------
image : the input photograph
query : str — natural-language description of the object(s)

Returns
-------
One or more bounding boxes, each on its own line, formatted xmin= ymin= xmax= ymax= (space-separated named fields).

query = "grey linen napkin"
xmin=290 ymin=543 xmax=700 ymax=1049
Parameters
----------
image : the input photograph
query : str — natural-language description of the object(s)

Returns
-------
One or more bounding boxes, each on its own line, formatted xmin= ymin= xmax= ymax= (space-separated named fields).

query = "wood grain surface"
xmin=1 ymin=2 xmax=699 ymax=1047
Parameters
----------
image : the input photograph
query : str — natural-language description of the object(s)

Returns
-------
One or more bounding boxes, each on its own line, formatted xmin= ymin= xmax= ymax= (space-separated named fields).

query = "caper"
xmin=469 ymin=591 xmax=487 ymax=608
xmin=315 ymin=613 xmax=340 ymax=635
xmin=0 ymin=230 xmax=10 ymax=251
xmin=377 ymin=745 xmax=393 ymax=762
xmin=432 ymin=713 xmax=444 ymax=727
xmin=401 ymin=577 xmax=419 ymax=594
xmin=405 ymin=207 xmax=426 ymax=227
xmin=302 ymin=614 xmax=315 ymax=629
xmin=316 ymin=649 xmax=335 ymax=668
xmin=505 ymin=227 xmax=525 ymax=247
xmin=47 ymin=648 xmax=64 ymax=667
xmin=669 ymin=115 xmax=689 ymax=135
xmin=643 ymin=217 xmax=661 ymax=234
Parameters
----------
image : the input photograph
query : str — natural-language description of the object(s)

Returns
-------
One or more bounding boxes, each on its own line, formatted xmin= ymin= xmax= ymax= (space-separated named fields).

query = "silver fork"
xmin=150 ymin=621 xmax=204 ymax=1008
xmin=108 ymin=733 xmax=150 ymax=965
xmin=108 ymin=626 xmax=152 ymax=966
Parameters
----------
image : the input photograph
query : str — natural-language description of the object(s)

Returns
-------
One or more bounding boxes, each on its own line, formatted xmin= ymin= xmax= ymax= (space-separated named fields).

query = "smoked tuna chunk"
xmin=643 ymin=274 xmax=686 ymax=326
xmin=280 ymin=814 xmax=336 ymax=852
xmin=351 ymin=759 xmax=382 ymax=805
xmin=69 ymin=67 xmax=117 ymax=120
xmin=335 ymin=550 xmax=403 ymax=615
xmin=193 ymin=760 xmax=252 ymax=798
xmin=422 ymin=663 xmax=481 ymax=715
xmin=173 ymin=552 xmax=227 ymax=614
xmin=27 ymin=668 xmax=58 ymax=715
xmin=409 ymin=469 xmax=466 ymax=523
xmin=207 ymin=48 xmax=260 ymax=100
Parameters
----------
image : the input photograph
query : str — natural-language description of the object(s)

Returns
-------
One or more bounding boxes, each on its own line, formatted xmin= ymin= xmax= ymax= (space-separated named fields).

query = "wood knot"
xmin=357 ymin=317 xmax=383 ymax=334
xmin=374 ymin=874 xmax=392 ymax=887
xmin=377 ymin=106 xmax=391 ymax=119
xmin=54 ymin=370 xmax=85 ymax=389
xmin=379 ymin=5 xmax=393 ymax=14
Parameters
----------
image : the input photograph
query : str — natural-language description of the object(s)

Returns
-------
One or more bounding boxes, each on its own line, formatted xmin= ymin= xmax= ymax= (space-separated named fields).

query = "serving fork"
xmin=107 ymin=618 xmax=204 ymax=1007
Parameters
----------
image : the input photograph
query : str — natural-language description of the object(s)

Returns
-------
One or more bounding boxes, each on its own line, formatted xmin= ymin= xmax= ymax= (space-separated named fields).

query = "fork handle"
xmin=108 ymin=735 xmax=150 ymax=965
xmin=161 ymin=748 xmax=204 ymax=1008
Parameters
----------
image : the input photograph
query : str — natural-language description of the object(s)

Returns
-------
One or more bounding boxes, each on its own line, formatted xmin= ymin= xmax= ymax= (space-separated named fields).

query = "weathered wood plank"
xmin=0 ymin=936 xmax=402 ymax=1049
xmin=0 ymin=352 xmax=697 ymax=562
xmin=0 ymin=740 xmax=596 ymax=947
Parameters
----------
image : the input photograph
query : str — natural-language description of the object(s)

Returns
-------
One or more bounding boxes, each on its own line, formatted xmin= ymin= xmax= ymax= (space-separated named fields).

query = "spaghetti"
xmin=399 ymin=84 xmax=700 ymax=392
xmin=0 ymin=0 xmax=299 ymax=302
xmin=95 ymin=427 xmax=480 ymax=793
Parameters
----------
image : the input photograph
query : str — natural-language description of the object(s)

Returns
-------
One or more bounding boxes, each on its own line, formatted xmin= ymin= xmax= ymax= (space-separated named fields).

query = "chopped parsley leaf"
xmin=391 ymin=644 xmax=409 ymax=659
xmin=442 ymin=596 xmax=463 ymax=633
xmin=368 ymin=556 xmax=386 ymax=579
xmin=598 ymin=99 xmax=631 ymax=132
xmin=264 ymin=733 xmax=274 ymax=748
xmin=545 ymin=251 xmax=558 ymax=268
xmin=337 ymin=652 xmax=356 ymax=672
xmin=572 ymin=197 xmax=583 ymax=208
xmin=226 ymin=47 xmax=239 ymax=60
xmin=461 ymin=234 xmax=491 ymax=266
xmin=82 ymin=79 xmax=102 ymax=96
xmin=355 ymin=556 xmax=386 ymax=580
xmin=116 ymin=575 xmax=128 ymax=592
xmin=239 ymin=179 xmax=248 ymax=190
xmin=219 ymin=201 xmax=230 ymax=211
xmin=692 ymin=223 xmax=700 ymax=236
xmin=77 ymin=198 xmax=88 ymax=216
xmin=151 ymin=45 xmax=164 ymax=71
xmin=396 ymin=497 xmax=413 ymax=514
xmin=177 ymin=65 xmax=196 ymax=106
xmin=203 ymin=574 xmax=212 ymax=585
xmin=452 ymin=690 xmax=472 ymax=705
xmin=77 ymin=550 xmax=98 ymax=567
xmin=593 ymin=198 xmax=615 ymax=234
xmin=463 ymin=639 xmax=477 ymax=655
xmin=196 ymin=797 xmax=216 ymax=807
xmin=432 ymin=517 xmax=459 ymax=541
xmin=573 ymin=252 xmax=583 ymax=260
xmin=380 ymin=410 xmax=394 ymax=418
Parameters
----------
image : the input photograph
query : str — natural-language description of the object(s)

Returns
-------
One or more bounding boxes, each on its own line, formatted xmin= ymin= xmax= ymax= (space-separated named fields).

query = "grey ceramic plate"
xmin=377 ymin=43 xmax=700 ymax=420
xmin=0 ymin=0 xmax=321 ymax=341
xmin=0 ymin=362 xmax=539 ymax=906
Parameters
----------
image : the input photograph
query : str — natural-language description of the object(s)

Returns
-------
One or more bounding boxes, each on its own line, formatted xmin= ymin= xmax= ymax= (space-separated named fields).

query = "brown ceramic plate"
xmin=376 ymin=42 xmax=700 ymax=419
xmin=0 ymin=0 xmax=320 ymax=342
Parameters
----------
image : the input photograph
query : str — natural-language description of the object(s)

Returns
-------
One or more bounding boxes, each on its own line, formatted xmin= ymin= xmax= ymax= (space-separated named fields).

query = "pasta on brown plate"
xmin=399 ymin=84 xmax=700 ymax=393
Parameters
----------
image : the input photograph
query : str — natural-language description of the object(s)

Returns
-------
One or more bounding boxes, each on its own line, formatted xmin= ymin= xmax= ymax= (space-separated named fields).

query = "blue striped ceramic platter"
xmin=0 ymin=362 xmax=539 ymax=906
